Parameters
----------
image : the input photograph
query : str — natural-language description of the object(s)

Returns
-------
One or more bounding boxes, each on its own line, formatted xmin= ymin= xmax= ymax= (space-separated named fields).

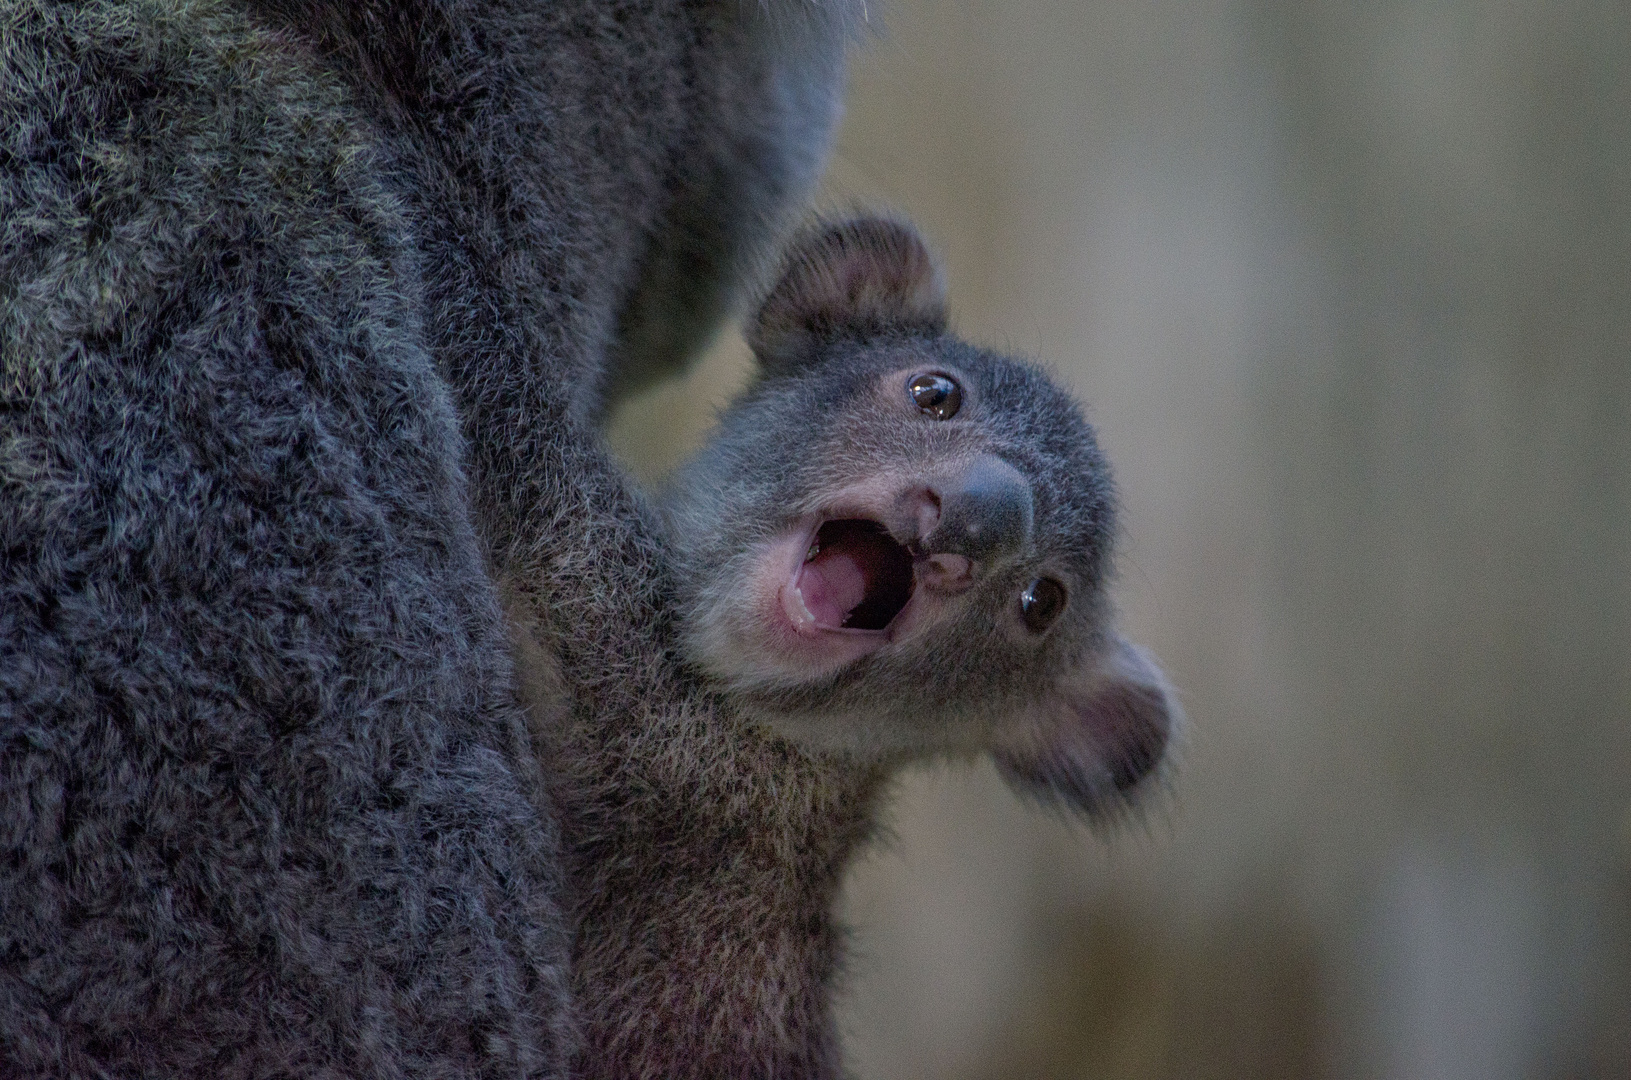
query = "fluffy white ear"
xmin=991 ymin=634 xmax=1178 ymax=817
xmin=748 ymin=216 xmax=948 ymax=373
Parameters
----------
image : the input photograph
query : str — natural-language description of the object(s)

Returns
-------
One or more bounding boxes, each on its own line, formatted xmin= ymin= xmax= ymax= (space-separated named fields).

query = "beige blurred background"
xmin=607 ymin=1 xmax=1631 ymax=1076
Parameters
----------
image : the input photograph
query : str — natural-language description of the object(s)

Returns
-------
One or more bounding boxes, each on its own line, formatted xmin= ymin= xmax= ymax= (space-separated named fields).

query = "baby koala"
xmin=661 ymin=216 xmax=1176 ymax=814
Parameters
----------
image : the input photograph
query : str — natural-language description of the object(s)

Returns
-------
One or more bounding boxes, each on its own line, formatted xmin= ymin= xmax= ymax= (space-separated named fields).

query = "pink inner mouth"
xmin=789 ymin=520 xmax=916 ymax=632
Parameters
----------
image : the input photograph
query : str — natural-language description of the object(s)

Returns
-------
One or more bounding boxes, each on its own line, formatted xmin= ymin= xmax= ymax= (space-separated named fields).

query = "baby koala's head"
xmin=662 ymin=216 xmax=1177 ymax=817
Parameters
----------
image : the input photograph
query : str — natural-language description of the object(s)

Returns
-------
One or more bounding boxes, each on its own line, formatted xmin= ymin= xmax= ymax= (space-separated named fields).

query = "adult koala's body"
xmin=0 ymin=0 xmax=857 ymax=1076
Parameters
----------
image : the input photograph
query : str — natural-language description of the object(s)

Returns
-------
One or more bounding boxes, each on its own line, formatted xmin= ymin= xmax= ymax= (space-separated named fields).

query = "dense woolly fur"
xmin=1 ymin=0 xmax=865 ymax=1077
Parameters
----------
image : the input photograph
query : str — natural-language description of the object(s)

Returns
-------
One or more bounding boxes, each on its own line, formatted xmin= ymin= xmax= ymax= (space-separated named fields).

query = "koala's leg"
xmin=595 ymin=2 xmax=857 ymax=414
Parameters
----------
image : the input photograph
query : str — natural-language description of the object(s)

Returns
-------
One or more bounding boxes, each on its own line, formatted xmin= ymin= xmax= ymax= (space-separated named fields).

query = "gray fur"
xmin=663 ymin=217 xmax=1177 ymax=810
xmin=0 ymin=0 xmax=861 ymax=1076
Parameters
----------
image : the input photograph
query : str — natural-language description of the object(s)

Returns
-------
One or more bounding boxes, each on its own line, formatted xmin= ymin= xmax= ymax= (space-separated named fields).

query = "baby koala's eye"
xmin=907 ymin=372 xmax=962 ymax=420
xmin=1019 ymin=577 xmax=1067 ymax=633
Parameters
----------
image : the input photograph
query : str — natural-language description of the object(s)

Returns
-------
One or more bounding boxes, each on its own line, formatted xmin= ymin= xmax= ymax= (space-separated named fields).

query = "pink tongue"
xmin=795 ymin=548 xmax=868 ymax=627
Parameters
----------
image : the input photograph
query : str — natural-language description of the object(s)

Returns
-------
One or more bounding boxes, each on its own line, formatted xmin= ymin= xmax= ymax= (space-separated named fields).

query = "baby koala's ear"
xmin=991 ymin=634 xmax=1179 ymax=818
xmin=748 ymin=216 xmax=949 ymax=374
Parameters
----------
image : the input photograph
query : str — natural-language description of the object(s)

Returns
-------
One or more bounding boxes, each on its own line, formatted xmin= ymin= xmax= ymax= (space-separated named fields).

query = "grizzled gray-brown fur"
xmin=527 ymin=216 xmax=1177 ymax=1078
xmin=0 ymin=0 xmax=862 ymax=1076
xmin=661 ymin=217 xmax=1176 ymax=813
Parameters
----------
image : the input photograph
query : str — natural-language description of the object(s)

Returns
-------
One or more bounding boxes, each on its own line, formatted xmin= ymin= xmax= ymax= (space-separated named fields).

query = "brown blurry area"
xmin=606 ymin=0 xmax=1631 ymax=1076
xmin=949 ymin=895 xmax=1326 ymax=1080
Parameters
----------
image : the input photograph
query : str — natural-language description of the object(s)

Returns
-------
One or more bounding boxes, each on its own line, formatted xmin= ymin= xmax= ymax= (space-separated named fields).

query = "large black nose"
xmin=924 ymin=454 xmax=1034 ymax=563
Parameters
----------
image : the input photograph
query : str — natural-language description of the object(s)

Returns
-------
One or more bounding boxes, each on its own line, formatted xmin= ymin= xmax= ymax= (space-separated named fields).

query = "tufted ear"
xmin=991 ymin=634 xmax=1178 ymax=818
xmin=748 ymin=216 xmax=948 ymax=374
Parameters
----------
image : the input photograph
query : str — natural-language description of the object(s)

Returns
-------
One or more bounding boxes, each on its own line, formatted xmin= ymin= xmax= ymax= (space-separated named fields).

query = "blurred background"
xmin=606 ymin=1 xmax=1631 ymax=1075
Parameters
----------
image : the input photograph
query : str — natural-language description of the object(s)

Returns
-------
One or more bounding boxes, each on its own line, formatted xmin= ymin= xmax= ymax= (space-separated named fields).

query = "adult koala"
xmin=0 ymin=0 xmax=858 ymax=1076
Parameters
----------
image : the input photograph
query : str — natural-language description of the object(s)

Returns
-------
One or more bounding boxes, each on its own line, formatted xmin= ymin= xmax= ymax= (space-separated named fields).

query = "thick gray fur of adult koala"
xmin=0 ymin=0 xmax=860 ymax=1077
xmin=663 ymin=217 xmax=1176 ymax=810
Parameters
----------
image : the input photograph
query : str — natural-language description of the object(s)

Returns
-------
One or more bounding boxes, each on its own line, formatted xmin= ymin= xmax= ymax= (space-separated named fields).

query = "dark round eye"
xmin=1019 ymin=577 xmax=1067 ymax=633
xmin=907 ymin=372 xmax=962 ymax=420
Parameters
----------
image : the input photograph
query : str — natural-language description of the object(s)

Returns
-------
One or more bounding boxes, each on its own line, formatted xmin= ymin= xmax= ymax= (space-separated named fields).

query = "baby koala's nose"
xmin=922 ymin=454 xmax=1034 ymax=565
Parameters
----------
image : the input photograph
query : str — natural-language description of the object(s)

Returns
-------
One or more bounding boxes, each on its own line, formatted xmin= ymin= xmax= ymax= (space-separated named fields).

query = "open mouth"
xmin=784 ymin=519 xmax=916 ymax=633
